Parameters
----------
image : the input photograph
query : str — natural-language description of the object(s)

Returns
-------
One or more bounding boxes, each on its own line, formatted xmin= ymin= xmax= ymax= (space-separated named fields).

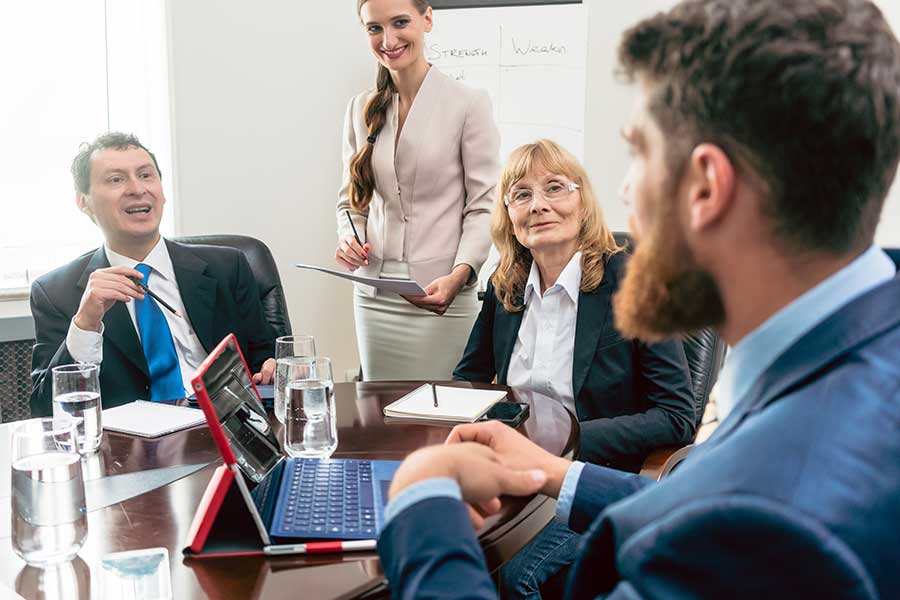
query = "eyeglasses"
xmin=504 ymin=181 xmax=580 ymax=208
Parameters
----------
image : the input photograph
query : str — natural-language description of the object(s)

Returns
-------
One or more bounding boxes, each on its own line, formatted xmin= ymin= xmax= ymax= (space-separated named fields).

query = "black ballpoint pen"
xmin=131 ymin=278 xmax=183 ymax=318
xmin=345 ymin=210 xmax=364 ymax=247
xmin=432 ymin=384 xmax=439 ymax=408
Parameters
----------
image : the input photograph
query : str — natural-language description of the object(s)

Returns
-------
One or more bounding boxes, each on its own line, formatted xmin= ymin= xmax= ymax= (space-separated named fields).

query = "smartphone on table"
xmin=478 ymin=402 xmax=530 ymax=427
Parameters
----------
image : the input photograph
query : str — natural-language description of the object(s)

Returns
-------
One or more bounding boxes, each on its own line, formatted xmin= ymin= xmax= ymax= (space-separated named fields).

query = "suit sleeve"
xmin=454 ymin=91 xmax=500 ymax=283
xmin=595 ymin=495 xmax=874 ymax=599
xmin=578 ymin=338 xmax=697 ymax=469
xmin=452 ymin=279 xmax=498 ymax=383
xmin=232 ymin=251 xmax=276 ymax=373
xmin=378 ymin=496 xmax=497 ymax=600
xmin=568 ymin=463 xmax=654 ymax=532
xmin=29 ymin=280 xmax=76 ymax=417
xmin=336 ymin=94 xmax=368 ymax=242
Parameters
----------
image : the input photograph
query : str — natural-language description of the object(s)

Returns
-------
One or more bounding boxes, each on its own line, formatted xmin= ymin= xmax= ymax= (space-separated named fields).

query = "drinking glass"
xmin=10 ymin=416 xmax=88 ymax=565
xmin=52 ymin=363 xmax=102 ymax=454
xmin=274 ymin=335 xmax=316 ymax=423
xmin=284 ymin=357 xmax=337 ymax=458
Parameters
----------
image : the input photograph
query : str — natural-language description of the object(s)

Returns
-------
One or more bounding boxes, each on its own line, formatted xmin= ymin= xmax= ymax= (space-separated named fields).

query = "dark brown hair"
xmin=350 ymin=0 xmax=430 ymax=212
xmin=619 ymin=0 xmax=900 ymax=254
xmin=71 ymin=132 xmax=160 ymax=194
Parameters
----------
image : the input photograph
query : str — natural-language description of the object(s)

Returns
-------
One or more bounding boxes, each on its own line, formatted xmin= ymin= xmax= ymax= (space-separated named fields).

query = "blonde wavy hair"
xmin=491 ymin=139 xmax=623 ymax=312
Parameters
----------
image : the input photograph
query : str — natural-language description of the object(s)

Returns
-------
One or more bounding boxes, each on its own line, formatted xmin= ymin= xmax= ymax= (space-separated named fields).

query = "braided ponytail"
xmin=348 ymin=65 xmax=395 ymax=212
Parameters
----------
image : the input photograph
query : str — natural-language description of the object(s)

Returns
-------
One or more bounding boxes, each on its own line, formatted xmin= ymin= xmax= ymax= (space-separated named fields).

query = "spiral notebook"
xmin=382 ymin=384 xmax=507 ymax=422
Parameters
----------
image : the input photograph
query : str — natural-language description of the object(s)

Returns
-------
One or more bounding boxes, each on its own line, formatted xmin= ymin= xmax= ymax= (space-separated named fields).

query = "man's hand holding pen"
xmin=73 ymin=266 xmax=146 ymax=332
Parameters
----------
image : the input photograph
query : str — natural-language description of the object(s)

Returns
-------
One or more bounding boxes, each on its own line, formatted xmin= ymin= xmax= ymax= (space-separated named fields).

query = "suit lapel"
xmin=495 ymin=301 xmax=525 ymax=384
xmin=572 ymin=278 xmax=613 ymax=401
xmin=707 ymin=274 xmax=900 ymax=447
xmin=395 ymin=68 xmax=443 ymax=195
xmin=166 ymin=240 xmax=218 ymax=353
xmin=79 ymin=248 xmax=149 ymax=378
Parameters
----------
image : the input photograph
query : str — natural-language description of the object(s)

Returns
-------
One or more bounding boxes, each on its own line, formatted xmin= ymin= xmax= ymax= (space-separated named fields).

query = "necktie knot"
xmin=135 ymin=263 xmax=152 ymax=282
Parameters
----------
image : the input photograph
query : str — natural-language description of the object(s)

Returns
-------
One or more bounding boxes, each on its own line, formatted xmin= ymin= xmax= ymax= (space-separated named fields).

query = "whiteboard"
xmin=426 ymin=2 xmax=588 ymax=161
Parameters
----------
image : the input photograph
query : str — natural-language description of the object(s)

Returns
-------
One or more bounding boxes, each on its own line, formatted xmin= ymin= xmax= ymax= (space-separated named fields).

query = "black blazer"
xmin=453 ymin=252 xmax=696 ymax=471
xmin=29 ymin=240 xmax=277 ymax=417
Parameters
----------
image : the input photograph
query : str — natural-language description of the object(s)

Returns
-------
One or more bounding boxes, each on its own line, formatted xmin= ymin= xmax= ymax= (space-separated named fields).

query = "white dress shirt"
xmin=506 ymin=252 xmax=581 ymax=418
xmin=66 ymin=237 xmax=208 ymax=396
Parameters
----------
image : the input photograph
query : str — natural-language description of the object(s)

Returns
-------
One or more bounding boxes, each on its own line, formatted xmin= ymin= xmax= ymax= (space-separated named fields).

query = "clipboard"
xmin=295 ymin=263 xmax=427 ymax=296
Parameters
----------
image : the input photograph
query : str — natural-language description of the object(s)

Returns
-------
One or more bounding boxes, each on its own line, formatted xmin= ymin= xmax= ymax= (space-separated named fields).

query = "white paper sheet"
xmin=383 ymin=384 xmax=507 ymax=422
xmin=102 ymin=401 xmax=207 ymax=438
xmin=295 ymin=263 xmax=427 ymax=296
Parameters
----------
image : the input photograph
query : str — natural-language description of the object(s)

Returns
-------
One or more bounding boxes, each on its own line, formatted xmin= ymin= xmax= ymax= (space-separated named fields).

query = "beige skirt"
xmin=353 ymin=284 xmax=479 ymax=381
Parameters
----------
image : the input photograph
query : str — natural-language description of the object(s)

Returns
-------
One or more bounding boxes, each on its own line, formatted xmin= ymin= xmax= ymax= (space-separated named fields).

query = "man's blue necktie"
xmin=134 ymin=263 xmax=184 ymax=401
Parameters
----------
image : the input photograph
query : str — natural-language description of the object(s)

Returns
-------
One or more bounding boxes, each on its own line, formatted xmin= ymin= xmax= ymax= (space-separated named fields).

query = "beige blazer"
xmin=337 ymin=67 xmax=500 ymax=295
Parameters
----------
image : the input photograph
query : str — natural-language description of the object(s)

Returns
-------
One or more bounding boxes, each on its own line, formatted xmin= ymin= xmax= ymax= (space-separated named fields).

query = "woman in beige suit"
xmin=336 ymin=0 xmax=500 ymax=381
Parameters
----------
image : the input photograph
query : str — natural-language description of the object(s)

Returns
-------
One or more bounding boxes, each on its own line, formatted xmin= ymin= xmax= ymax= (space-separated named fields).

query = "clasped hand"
xmin=388 ymin=420 xmax=572 ymax=528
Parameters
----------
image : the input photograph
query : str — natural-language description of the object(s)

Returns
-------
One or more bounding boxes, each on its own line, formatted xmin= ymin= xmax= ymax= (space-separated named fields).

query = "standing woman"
xmin=336 ymin=0 xmax=501 ymax=380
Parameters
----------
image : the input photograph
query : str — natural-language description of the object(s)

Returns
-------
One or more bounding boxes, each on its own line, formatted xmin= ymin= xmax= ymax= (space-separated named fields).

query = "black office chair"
xmin=172 ymin=234 xmax=292 ymax=338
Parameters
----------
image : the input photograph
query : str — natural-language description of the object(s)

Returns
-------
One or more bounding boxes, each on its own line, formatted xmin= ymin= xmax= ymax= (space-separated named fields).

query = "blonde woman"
xmin=336 ymin=0 xmax=500 ymax=380
xmin=453 ymin=140 xmax=695 ymax=600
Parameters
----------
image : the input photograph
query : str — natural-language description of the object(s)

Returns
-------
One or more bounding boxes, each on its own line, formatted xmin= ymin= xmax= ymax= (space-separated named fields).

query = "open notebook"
xmin=383 ymin=384 xmax=507 ymax=422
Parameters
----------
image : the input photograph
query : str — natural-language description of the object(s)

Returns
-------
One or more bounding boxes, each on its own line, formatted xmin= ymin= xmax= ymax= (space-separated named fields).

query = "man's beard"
xmin=613 ymin=207 xmax=726 ymax=342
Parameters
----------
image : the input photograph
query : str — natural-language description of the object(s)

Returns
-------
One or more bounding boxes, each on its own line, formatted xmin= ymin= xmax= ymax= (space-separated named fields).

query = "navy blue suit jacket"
xmin=379 ymin=257 xmax=900 ymax=599
xmin=453 ymin=252 xmax=696 ymax=471
xmin=29 ymin=240 xmax=277 ymax=417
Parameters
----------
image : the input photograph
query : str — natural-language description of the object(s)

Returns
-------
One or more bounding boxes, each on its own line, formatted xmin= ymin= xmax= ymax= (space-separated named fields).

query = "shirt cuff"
xmin=382 ymin=477 xmax=462 ymax=529
xmin=66 ymin=318 xmax=104 ymax=364
xmin=555 ymin=461 xmax=586 ymax=527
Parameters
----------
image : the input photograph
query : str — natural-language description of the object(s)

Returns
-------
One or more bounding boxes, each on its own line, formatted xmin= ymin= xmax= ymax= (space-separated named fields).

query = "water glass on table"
xmin=274 ymin=335 xmax=316 ymax=423
xmin=10 ymin=416 xmax=88 ymax=565
xmin=284 ymin=357 xmax=337 ymax=459
xmin=52 ymin=363 xmax=102 ymax=454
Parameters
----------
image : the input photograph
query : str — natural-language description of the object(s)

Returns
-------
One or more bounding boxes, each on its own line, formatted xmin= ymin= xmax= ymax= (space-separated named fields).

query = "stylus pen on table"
xmin=432 ymin=384 xmax=439 ymax=408
xmin=264 ymin=539 xmax=377 ymax=556
xmin=130 ymin=278 xmax=183 ymax=318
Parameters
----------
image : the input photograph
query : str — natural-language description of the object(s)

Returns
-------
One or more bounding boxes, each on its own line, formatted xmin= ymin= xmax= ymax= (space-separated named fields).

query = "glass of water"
xmin=274 ymin=335 xmax=316 ymax=423
xmin=284 ymin=357 xmax=337 ymax=458
xmin=52 ymin=363 xmax=102 ymax=454
xmin=10 ymin=416 xmax=88 ymax=565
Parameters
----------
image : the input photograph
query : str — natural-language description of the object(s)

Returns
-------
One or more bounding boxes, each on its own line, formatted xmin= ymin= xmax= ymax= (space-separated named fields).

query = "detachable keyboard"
xmin=270 ymin=458 xmax=381 ymax=540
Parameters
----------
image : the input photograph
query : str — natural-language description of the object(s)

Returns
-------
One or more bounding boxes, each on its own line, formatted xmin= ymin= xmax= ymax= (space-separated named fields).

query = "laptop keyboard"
xmin=274 ymin=458 xmax=377 ymax=539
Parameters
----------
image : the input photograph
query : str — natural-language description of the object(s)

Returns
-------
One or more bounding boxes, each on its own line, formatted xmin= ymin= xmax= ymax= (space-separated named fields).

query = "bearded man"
xmin=371 ymin=1 xmax=900 ymax=598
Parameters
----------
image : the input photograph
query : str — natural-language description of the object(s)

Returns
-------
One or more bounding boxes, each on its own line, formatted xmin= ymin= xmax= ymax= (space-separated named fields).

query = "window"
xmin=0 ymin=0 xmax=173 ymax=293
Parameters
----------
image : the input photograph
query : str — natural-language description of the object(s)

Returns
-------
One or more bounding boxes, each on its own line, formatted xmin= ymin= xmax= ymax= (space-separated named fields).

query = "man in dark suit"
xmin=30 ymin=132 xmax=276 ymax=417
xmin=374 ymin=1 xmax=900 ymax=598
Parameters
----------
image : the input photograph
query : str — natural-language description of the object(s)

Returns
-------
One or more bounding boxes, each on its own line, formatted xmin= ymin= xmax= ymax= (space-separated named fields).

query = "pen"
xmin=345 ymin=210 xmax=364 ymax=247
xmin=432 ymin=384 xmax=439 ymax=408
xmin=264 ymin=539 xmax=377 ymax=556
xmin=130 ymin=278 xmax=183 ymax=318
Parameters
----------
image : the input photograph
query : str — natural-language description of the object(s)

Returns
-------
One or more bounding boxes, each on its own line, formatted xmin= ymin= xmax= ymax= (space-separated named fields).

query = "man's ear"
xmin=684 ymin=143 xmax=735 ymax=233
xmin=76 ymin=192 xmax=95 ymax=223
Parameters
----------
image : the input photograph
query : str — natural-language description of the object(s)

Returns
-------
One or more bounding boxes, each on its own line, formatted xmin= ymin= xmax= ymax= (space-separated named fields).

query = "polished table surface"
xmin=0 ymin=381 xmax=578 ymax=600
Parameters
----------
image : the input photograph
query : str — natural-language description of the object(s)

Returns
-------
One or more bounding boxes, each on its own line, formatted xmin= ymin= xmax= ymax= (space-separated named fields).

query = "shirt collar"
xmin=716 ymin=245 xmax=896 ymax=421
xmin=524 ymin=251 xmax=583 ymax=304
xmin=104 ymin=236 xmax=175 ymax=283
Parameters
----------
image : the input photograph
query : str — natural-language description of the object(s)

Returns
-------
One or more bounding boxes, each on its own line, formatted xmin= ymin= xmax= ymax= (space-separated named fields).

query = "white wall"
xmin=166 ymin=0 xmax=900 ymax=377
xmin=166 ymin=1 xmax=372 ymax=379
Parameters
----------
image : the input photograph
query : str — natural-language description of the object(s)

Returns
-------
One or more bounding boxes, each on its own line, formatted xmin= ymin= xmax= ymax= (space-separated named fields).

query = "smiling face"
xmin=76 ymin=145 xmax=164 ymax=251
xmin=359 ymin=0 xmax=432 ymax=73
xmin=507 ymin=169 xmax=582 ymax=255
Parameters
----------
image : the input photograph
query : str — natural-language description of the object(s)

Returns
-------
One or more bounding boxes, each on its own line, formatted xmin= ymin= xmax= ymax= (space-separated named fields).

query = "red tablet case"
xmin=182 ymin=334 xmax=270 ymax=559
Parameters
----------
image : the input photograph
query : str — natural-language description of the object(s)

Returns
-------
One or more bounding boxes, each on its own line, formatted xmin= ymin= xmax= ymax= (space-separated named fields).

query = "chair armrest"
xmin=639 ymin=444 xmax=695 ymax=480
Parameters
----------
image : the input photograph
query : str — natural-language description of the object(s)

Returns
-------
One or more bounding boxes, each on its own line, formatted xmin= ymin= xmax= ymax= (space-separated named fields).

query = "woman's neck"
xmin=532 ymin=242 xmax=579 ymax=295
xmin=391 ymin=60 xmax=431 ymax=104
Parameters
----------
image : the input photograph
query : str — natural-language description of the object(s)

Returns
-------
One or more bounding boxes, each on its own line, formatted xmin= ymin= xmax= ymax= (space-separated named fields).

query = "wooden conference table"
xmin=0 ymin=381 xmax=578 ymax=599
